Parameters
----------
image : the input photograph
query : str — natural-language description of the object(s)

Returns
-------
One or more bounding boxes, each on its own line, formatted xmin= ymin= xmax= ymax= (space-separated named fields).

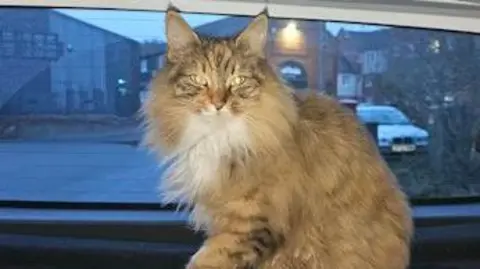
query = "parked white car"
xmin=356 ymin=104 xmax=429 ymax=154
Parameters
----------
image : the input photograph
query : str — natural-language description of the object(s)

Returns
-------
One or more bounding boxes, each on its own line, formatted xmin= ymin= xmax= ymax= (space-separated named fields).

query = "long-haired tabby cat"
xmin=143 ymin=9 xmax=413 ymax=269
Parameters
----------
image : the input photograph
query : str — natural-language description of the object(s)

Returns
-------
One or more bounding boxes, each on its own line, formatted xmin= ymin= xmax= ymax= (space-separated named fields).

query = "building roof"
xmin=193 ymin=16 xmax=252 ymax=38
xmin=52 ymin=10 xmax=138 ymax=43
xmin=338 ymin=28 xmax=392 ymax=52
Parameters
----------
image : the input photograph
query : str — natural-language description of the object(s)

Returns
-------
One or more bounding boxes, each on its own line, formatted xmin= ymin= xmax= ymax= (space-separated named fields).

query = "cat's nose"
xmin=213 ymin=102 xmax=225 ymax=111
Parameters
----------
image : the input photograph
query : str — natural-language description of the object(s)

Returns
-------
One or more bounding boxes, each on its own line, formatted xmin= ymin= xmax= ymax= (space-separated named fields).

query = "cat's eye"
xmin=189 ymin=75 xmax=207 ymax=86
xmin=231 ymin=76 xmax=246 ymax=86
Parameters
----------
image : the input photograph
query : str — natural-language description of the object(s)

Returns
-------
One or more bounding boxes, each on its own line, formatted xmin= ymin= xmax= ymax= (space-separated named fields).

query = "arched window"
xmin=278 ymin=60 xmax=308 ymax=90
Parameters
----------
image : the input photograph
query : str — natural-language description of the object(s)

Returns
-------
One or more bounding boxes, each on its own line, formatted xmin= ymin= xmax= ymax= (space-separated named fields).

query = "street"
xmin=0 ymin=141 xmax=164 ymax=203
xmin=2 ymin=140 xmax=478 ymax=203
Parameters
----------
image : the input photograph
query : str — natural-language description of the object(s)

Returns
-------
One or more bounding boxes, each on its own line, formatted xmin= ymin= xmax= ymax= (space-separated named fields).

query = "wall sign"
xmin=0 ymin=30 xmax=63 ymax=60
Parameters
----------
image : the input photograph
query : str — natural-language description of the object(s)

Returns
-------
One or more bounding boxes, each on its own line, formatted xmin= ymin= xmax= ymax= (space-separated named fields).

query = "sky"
xmin=57 ymin=9 xmax=385 ymax=42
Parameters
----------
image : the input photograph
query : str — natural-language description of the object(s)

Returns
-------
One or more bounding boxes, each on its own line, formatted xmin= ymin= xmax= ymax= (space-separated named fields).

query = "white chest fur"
xmin=160 ymin=111 xmax=250 ymax=206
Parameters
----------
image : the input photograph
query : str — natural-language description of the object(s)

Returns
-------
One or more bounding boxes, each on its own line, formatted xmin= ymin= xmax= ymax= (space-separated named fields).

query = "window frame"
xmin=1 ymin=1 xmax=480 ymax=268
xmin=1 ymin=0 xmax=480 ymax=33
xmin=1 ymin=202 xmax=480 ymax=268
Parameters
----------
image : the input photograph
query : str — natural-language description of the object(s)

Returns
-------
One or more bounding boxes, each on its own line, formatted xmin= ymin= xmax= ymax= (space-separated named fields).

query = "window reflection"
xmin=0 ymin=8 xmax=479 ymax=202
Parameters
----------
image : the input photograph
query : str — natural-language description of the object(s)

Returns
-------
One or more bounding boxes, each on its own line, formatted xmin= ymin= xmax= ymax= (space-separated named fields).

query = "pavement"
xmin=0 ymin=141 xmax=165 ymax=203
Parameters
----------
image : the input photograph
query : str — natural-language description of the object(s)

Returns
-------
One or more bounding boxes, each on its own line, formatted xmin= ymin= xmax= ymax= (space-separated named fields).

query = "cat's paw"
xmin=186 ymin=256 xmax=238 ymax=269
xmin=186 ymin=245 xmax=252 ymax=269
xmin=186 ymin=263 xmax=243 ymax=269
xmin=187 ymin=258 xmax=252 ymax=269
xmin=186 ymin=260 xmax=232 ymax=269
xmin=185 ymin=247 xmax=220 ymax=269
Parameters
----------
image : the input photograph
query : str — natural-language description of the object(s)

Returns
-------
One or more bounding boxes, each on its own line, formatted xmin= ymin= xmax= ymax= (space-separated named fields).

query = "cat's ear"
xmin=235 ymin=13 xmax=268 ymax=57
xmin=166 ymin=10 xmax=200 ymax=60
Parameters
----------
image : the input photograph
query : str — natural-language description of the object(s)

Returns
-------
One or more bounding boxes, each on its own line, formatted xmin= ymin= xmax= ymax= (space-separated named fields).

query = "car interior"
xmin=0 ymin=0 xmax=479 ymax=268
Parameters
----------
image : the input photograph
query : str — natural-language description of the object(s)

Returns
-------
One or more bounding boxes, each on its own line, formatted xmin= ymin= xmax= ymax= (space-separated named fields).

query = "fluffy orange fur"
xmin=143 ymin=9 xmax=413 ymax=269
